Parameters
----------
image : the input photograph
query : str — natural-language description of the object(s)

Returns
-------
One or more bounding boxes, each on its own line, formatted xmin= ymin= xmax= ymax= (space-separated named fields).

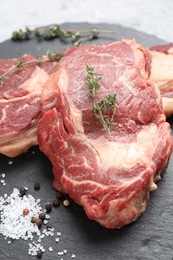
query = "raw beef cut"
xmin=1 ymin=42 xmax=173 ymax=159
xmin=149 ymin=43 xmax=173 ymax=117
xmin=0 ymin=54 xmax=61 ymax=157
xmin=38 ymin=40 xmax=173 ymax=229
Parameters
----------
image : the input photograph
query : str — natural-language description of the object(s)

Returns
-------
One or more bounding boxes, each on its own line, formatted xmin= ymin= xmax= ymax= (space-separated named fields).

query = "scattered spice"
xmin=8 ymin=160 xmax=13 ymax=165
xmin=34 ymin=182 xmax=40 ymax=190
xmin=19 ymin=187 xmax=27 ymax=197
xmin=63 ymin=199 xmax=70 ymax=207
xmin=35 ymin=218 xmax=42 ymax=228
xmin=55 ymin=237 xmax=59 ymax=243
xmin=0 ymin=182 xmax=77 ymax=258
xmin=0 ymin=173 xmax=6 ymax=186
xmin=49 ymin=246 xmax=53 ymax=252
xmin=23 ymin=208 xmax=30 ymax=216
xmin=45 ymin=203 xmax=52 ymax=213
xmin=36 ymin=249 xmax=43 ymax=258
xmin=39 ymin=213 xmax=46 ymax=220
xmin=0 ymin=188 xmax=42 ymax=240
xmin=55 ymin=190 xmax=63 ymax=200
xmin=31 ymin=216 xmax=37 ymax=223
xmin=52 ymin=197 xmax=60 ymax=207
xmin=46 ymin=224 xmax=52 ymax=230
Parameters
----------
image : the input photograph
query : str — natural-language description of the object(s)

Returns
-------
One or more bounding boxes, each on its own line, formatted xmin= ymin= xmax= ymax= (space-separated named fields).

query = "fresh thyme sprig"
xmin=12 ymin=27 xmax=32 ymax=41
xmin=0 ymin=50 xmax=64 ymax=83
xmin=0 ymin=75 xmax=5 ymax=81
xmin=86 ymin=65 xmax=116 ymax=132
xmin=46 ymin=49 xmax=64 ymax=61
xmin=12 ymin=25 xmax=116 ymax=46
xmin=16 ymin=59 xmax=24 ymax=68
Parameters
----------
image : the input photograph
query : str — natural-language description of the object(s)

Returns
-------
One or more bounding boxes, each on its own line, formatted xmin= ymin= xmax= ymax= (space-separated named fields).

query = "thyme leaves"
xmin=0 ymin=50 xmax=64 ymax=85
xmin=12 ymin=25 xmax=116 ymax=46
xmin=86 ymin=65 xmax=116 ymax=132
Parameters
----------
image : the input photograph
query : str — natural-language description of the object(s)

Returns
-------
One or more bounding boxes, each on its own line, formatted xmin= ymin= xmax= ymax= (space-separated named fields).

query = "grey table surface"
xmin=0 ymin=0 xmax=173 ymax=43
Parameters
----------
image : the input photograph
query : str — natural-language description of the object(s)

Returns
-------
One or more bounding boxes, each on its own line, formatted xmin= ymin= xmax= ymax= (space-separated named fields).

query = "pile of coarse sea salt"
xmin=0 ymin=174 xmax=76 ymax=259
xmin=0 ymin=188 xmax=42 ymax=240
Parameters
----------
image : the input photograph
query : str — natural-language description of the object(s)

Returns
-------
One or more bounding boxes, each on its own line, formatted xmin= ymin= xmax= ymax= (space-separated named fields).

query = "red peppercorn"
xmin=23 ymin=208 xmax=30 ymax=216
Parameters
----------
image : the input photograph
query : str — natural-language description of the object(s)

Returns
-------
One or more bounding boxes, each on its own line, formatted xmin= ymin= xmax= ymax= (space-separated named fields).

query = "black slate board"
xmin=0 ymin=23 xmax=173 ymax=260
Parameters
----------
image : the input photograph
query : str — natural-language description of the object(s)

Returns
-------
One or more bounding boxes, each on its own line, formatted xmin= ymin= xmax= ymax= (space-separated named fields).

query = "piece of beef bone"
xmin=38 ymin=39 xmax=173 ymax=229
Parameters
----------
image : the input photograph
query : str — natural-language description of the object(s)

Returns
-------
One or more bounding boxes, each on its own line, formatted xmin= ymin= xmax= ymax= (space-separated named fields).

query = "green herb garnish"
xmin=47 ymin=50 xmax=64 ymax=61
xmin=86 ymin=65 xmax=116 ymax=132
xmin=0 ymin=51 xmax=64 ymax=84
xmin=12 ymin=25 xmax=116 ymax=46
xmin=12 ymin=27 xmax=32 ymax=41
xmin=16 ymin=59 xmax=24 ymax=68
xmin=0 ymin=75 xmax=5 ymax=81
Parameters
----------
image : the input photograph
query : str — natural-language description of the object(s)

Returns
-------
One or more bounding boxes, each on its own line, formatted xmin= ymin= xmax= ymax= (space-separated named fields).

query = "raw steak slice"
xmin=149 ymin=43 xmax=173 ymax=117
xmin=38 ymin=40 xmax=173 ymax=229
xmin=0 ymin=54 xmax=61 ymax=157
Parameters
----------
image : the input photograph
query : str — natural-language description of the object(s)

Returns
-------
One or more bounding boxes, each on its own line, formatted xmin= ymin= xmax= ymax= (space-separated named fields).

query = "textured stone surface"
xmin=0 ymin=0 xmax=173 ymax=42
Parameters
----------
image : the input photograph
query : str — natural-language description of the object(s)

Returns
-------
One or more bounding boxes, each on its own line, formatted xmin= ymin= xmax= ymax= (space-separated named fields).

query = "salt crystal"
xmin=57 ymin=232 xmax=61 ymax=236
xmin=49 ymin=247 xmax=53 ymax=252
xmin=63 ymin=249 xmax=67 ymax=254
xmin=55 ymin=237 xmax=59 ymax=243
xmin=8 ymin=161 xmax=13 ymax=165
xmin=71 ymin=254 xmax=76 ymax=259
xmin=57 ymin=251 xmax=64 ymax=256
xmin=7 ymin=240 xmax=11 ymax=244
xmin=1 ymin=173 xmax=5 ymax=178
xmin=43 ymin=229 xmax=47 ymax=234
xmin=45 ymin=214 xmax=50 ymax=219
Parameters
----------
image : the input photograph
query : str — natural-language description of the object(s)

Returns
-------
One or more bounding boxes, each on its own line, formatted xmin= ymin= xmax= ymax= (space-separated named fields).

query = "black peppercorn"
xmin=56 ymin=191 xmax=63 ymax=200
xmin=35 ymin=218 xmax=42 ymax=227
xmin=19 ymin=188 xmax=26 ymax=197
xmin=45 ymin=203 xmax=52 ymax=213
xmin=52 ymin=197 xmax=60 ymax=207
xmin=46 ymin=224 xmax=52 ymax=230
xmin=31 ymin=216 xmax=37 ymax=223
xmin=39 ymin=213 xmax=46 ymax=220
xmin=37 ymin=249 xmax=43 ymax=258
xmin=34 ymin=182 xmax=40 ymax=190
